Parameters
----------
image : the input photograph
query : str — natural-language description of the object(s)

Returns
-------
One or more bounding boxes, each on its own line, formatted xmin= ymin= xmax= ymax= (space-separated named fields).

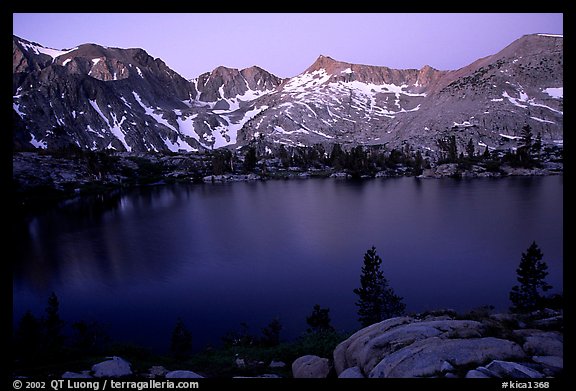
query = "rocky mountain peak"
xmin=13 ymin=35 xmax=73 ymax=73
xmin=240 ymin=66 xmax=283 ymax=92
xmin=500 ymin=33 xmax=563 ymax=58
xmin=194 ymin=65 xmax=281 ymax=103
xmin=12 ymin=33 xmax=563 ymax=154
xmin=297 ymin=54 xmax=447 ymax=91
xmin=208 ymin=65 xmax=242 ymax=81
xmin=304 ymin=54 xmax=351 ymax=74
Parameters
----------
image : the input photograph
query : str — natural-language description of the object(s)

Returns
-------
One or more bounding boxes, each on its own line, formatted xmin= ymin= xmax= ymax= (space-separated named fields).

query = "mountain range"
xmin=12 ymin=33 xmax=563 ymax=155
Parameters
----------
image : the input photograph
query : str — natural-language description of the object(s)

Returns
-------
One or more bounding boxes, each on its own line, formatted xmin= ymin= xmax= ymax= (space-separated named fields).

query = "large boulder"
xmin=148 ymin=366 xmax=169 ymax=378
xmin=92 ymin=356 xmax=132 ymax=378
xmin=338 ymin=366 xmax=364 ymax=378
xmin=165 ymin=370 xmax=204 ymax=378
xmin=269 ymin=360 xmax=286 ymax=368
xmin=531 ymin=356 xmax=563 ymax=376
xmin=333 ymin=316 xmax=411 ymax=374
xmin=292 ymin=355 xmax=331 ymax=378
xmin=465 ymin=369 xmax=493 ymax=378
xmin=331 ymin=312 xmax=562 ymax=378
xmin=532 ymin=355 xmax=563 ymax=370
xmin=334 ymin=316 xmax=485 ymax=375
xmin=485 ymin=360 xmax=544 ymax=378
xmin=369 ymin=337 xmax=526 ymax=378
xmin=513 ymin=330 xmax=563 ymax=356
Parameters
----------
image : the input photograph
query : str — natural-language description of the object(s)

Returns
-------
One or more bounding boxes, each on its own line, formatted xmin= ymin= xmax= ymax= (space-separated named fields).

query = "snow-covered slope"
xmin=236 ymin=34 xmax=562 ymax=152
xmin=13 ymin=33 xmax=563 ymax=153
xmin=13 ymin=35 xmax=282 ymax=152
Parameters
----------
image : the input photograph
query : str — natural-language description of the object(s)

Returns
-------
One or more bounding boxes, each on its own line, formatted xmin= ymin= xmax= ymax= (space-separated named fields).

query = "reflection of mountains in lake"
xmin=13 ymin=177 xmax=563 ymax=352
xmin=14 ymin=186 xmax=193 ymax=291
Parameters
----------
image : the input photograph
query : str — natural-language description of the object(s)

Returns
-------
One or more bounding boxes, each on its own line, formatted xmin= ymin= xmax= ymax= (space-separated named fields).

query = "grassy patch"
xmin=176 ymin=330 xmax=350 ymax=378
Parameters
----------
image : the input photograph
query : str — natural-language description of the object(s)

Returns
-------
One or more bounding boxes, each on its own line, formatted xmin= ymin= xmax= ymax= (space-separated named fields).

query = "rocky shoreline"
xmin=331 ymin=309 xmax=563 ymax=378
xmin=24 ymin=309 xmax=562 ymax=379
xmin=12 ymin=150 xmax=563 ymax=210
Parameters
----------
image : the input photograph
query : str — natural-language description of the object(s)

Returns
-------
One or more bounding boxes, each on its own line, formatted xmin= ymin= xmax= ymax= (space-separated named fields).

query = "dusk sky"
xmin=13 ymin=13 xmax=563 ymax=80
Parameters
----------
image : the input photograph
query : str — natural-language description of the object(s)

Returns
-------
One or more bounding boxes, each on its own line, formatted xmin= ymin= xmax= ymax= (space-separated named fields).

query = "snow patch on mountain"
xmin=18 ymin=39 xmax=77 ymax=60
xmin=175 ymin=115 xmax=202 ymax=143
xmin=217 ymin=105 xmax=270 ymax=147
xmin=89 ymin=99 xmax=132 ymax=151
xmin=453 ymin=120 xmax=474 ymax=127
xmin=30 ymin=134 xmax=47 ymax=149
xmin=530 ymin=116 xmax=555 ymax=124
xmin=212 ymin=87 xmax=276 ymax=113
xmin=283 ymin=69 xmax=332 ymax=92
xmin=109 ymin=113 xmax=132 ymax=152
xmin=274 ymin=126 xmax=308 ymax=135
xmin=133 ymin=92 xmax=179 ymax=130
xmin=163 ymin=136 xmax=197 ymax=152
xmin=537 ymin=34 xmax=563 ymax=38
xmin=543 ymin=87 xmax=563 ymax=99
xmin=13 ymin=103 xmax=26 ymax=118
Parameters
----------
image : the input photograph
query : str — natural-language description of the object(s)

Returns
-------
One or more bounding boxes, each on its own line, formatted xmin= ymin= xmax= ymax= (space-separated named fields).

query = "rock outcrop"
xmin=333 ymin=310 xmax=563 ymax=378
xmin=291 ymin=355 xmax=332 ymax=378
xmin=165 ymin=370 xmax=204 ymax=378
xmin=91 ymin=356 xmax=133 ymax=378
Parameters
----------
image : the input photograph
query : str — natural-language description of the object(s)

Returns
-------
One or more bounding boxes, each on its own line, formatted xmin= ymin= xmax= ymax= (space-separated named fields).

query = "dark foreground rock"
xmin=332 ymin=310 xmax=562 ymax=378
xmin=23 ymin=310 xmax=562 ymax=379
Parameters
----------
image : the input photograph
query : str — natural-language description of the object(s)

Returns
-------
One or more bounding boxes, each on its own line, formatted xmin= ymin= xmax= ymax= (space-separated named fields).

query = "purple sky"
xmin=13 ymin=13 xmax=563 ymax=80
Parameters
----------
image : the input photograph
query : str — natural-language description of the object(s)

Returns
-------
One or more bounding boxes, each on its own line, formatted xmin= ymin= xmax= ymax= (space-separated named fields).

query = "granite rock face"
xmin=91 ymin=356 xmax=132 ymax=378
xmin=291 ymin=355 xmax=332 ymax=378
xmin=333 ymin=310 xmax=563 ymax=378
xmin=165 ymin=370 xmax=204 ymax=378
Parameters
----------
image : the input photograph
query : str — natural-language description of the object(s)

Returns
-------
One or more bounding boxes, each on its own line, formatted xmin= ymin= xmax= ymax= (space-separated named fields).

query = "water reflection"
xmin=13 ymin=176 xmax=563 ymax=352
xmin=13 ymin=185 xmax=201 ymax=291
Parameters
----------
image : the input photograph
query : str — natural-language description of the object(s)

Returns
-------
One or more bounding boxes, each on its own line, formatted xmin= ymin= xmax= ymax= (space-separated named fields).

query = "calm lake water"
xmin=13 ymin=176 xmax=563 ymax=353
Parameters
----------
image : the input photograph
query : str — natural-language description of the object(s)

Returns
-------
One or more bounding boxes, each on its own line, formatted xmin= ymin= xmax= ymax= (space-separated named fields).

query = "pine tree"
xmin=353 ymin=247 xmax=406 ymax=327
xmin=466 ymin=138 xmax=475 ymax=159
xmin=412 ymin=150 xmax=424 ymax=175
xmin=171 ymin=318 xmax=192 ymax=359
xmin=306 ymin=304 xmax=335 ymax=333
xmin=330 ymin=143 xmax=346 ymax=170
xmin=520 ymin=124 xmax=533 ymax=150
xmin=260 ymin=318 xmax=282 ymax=347
xmin=243 ymin=147 xmax=257 ymax=172
xmin=437 ymin=135 xmax=458 ymax=163
xmin=517 ymin=124 xmax=534 ymax=166
xmin=211 ymin=150 xmax=232 ymax=175
xmin=71 ymin=320 xmax=108 ymax=354
xmin=509 ymin=241 xmax=552 ymax=313
xmin=43 ymin=292 xmax=65 ymax=356
xmin=278 ymin=144 xmax=291 ymax=168
xmin=532 ymin=132 xmax=542 ymax=162
xmin=15 ymin=311 xmax=42 ymax=360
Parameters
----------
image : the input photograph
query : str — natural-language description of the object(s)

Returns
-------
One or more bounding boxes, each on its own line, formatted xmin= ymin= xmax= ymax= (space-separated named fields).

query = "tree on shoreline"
xmin=171 ymin=317 xmax=193 ymax=359
xmin=353 ymin=247 xmax=406 ymax=327
xmin=509 ymin=241 xmax=553 ymax=313
xmin=43 ymin=292 xmax=65 ymax=357
xmin=306 ymin=304 xmax=335 ymax=333
xmin=260 ymin=317 xmax=282 ymax=347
